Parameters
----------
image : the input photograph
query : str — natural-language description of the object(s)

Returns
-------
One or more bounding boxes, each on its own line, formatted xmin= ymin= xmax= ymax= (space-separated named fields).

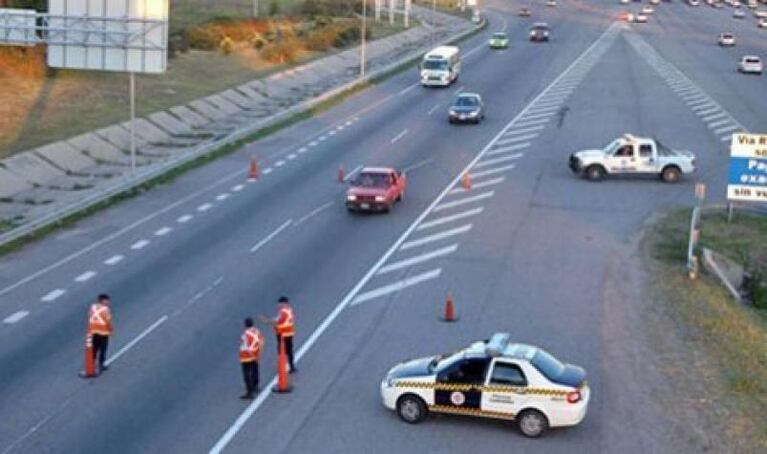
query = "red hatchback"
xmin=346 ymin=167 xmax=407 ymax=212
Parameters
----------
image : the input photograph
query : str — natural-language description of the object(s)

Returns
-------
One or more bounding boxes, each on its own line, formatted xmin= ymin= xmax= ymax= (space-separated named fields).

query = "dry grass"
xmin=642 ymin=208 xmax=767 ymax=449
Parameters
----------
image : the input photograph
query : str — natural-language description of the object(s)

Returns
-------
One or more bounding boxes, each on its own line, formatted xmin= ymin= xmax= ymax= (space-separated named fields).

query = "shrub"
xmin=269 ymin=1 xmax=280 ymax=16
xmin=333 ymin=26 xmax=369 ymax=48
xmin=260 ymin=37 xmax=302 ymax=63
xmin=219 ymin=36 xmax=235 ymax=55
xmin=304 ymin=27 xmax=339 ymax=51
xmin=186 ymin=26 xmax=221 ymax=50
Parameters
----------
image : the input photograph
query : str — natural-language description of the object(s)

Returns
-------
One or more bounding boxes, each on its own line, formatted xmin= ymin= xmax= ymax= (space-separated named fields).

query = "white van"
xmin=420 ymin=46 xmax=461 ymax=87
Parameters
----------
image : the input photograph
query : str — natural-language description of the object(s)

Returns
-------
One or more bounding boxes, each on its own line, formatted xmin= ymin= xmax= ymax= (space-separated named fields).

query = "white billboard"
xmin=0 ymin=8 xmax=37 ymax=46
xmin=47 ymin=0 xmax=169 ymax=73
xmin=727 ymin=133 xmax=767 ymax=203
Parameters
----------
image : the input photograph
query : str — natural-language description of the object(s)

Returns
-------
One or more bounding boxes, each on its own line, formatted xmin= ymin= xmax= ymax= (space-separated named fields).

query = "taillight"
xmin=566 ymin=390 xmax=581 ymax=404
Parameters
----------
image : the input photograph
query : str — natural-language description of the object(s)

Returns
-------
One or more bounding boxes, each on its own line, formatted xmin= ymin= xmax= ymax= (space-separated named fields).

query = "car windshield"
xmin=351 ymin=172 xmax=390 ymax=188
xmin=433 ymin=352 xmax=463 ymax=373
xmin=493 ymin=33 xmax=507 ymax=39
xmin=604 ymin=138 xmax=622 ymax=154
xmin=455 ymin=96 xmax=479 ymax=107
xmin=532 ymin=25 xmax=549 ymax=31
xmin=423 ymin=59 xmax=448 ymax=70
xmin=530 ymin=348 xmax=566 ymax=382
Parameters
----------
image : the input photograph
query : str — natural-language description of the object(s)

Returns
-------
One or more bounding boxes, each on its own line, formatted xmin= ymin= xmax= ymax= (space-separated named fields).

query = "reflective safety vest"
xmin=275 ymin=306 xmax=295 ymax=337
xmin=88 ymin=303 xmax=113 ymax=336
xmin=240 ymin=327 xmax=263 ymax=363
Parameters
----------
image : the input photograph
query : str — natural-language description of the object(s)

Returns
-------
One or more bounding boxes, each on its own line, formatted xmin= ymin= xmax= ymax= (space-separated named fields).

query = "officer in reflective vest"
xmin=260 ymin=296 xmax=296 ymax=373
xmin=88 ymin=294 xmax=113 ymax=374
xmin=239 ymin=318 xmax=263 ymax=400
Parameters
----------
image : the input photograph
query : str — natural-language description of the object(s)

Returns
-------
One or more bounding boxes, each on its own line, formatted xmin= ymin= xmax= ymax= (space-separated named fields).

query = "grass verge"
xmin=641 ymin=208 xmax=767 ymax=450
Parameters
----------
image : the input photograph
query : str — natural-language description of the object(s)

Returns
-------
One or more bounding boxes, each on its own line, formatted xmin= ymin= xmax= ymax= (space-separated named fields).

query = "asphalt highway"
xmin=0 ymin=1 xmax=764 ymax=453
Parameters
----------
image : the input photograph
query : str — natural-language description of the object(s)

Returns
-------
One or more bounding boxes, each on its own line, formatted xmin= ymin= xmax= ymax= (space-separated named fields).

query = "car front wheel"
xmin=585 ymin=165 xmax=605 ymax=181
xmin=661 ymin=166 xmax=681 ymax=183
xmin=397 ymin=395 xmax=427 ymax=424
xmin=517 ymin=409 xmax=548 ymax=438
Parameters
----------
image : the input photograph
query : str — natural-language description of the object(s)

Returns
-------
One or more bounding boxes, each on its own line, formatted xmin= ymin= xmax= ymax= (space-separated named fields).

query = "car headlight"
xmin=530 ymin=31 xmax=535 ymax=36
xmin=449 ymin=109 xmax=457 ymax=116
xmin=375 ymin=196 xmax=386 ymax=202
xmin=468 ymin=111 xmax=478 ymax=116
xmin=347 ymin=195 xmax=357 ymax=201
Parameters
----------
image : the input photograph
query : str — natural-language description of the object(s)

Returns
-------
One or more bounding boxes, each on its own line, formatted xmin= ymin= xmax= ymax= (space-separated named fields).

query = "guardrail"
xmin=0 ymin=14 xmax=485 ymax=248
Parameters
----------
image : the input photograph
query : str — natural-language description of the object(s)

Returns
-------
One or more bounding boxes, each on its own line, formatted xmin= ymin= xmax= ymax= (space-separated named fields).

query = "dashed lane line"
xmin=294 ymin=202 xmax=334 ymax=226
xmin=391 ymin=129 xmax=409 ymax=144
xmin=3 ymin=310 xmax=29 ymax=324
xmin=249 ymin=220 xmax=293 ymax=254
xmin=377 ymin=244 xmax=458 ymax=275
xmin=400 ymin=225 xmax=473 ymax=251
xmin=154 ymin=227 xmax=172 ymax=236
xmin=433 ymin=191 xmax=494 ymax=213
xmin=417 ymin=207 xmax=484 ymax=231
xmin=74 ymin=271 xmax=97 ymax=283
xmin=298 ymin=147 xmax=308 ymax=154
xmin=287 ymin=154 xmax=297 ymax=160
xmin=427 ymin=104 xmax=441 ymax=115
xmin=177 ymin=215 xmax=193 ymax=223
xmin=232 ymin=184 xmax=245 ymax=192
xmin=131 ymin=239 xmax=150 ymax=250
xmin=350 ymin=268 xmax=443 ymax=306
xmin=275 ymin=160 xmax=286 ymax=167
xmin=215 ymin=193 xmax=230 ymax=201
xmin=41 ymin=289 xmax=66 ymax=302
xmin=197 ymin=203 xmax=212 ymax=212
xmin=104 ymin=255 xmax=124 ymax=266
xmin=104 ymin=315 xmax=168 ymax=367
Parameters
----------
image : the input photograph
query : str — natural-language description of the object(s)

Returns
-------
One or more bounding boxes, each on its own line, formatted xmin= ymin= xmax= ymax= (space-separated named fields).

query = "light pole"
xmin=361 ymin=0 xmax=367 ymax=78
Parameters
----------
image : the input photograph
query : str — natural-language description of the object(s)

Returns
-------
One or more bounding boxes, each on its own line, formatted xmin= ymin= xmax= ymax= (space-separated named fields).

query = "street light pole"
xmin=361 ymin=0 xmax=367 ymax=78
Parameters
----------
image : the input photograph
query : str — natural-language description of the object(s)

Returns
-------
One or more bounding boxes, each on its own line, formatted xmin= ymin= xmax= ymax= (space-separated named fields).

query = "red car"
xmin=346 ymin=167 xmax=406 ymax=212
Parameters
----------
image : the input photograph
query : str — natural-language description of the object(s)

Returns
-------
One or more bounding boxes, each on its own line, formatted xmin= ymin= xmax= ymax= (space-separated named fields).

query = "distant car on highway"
xmin=346 ymin=167 xmax=406 ymax=212
xmin=448 ymin=93 xmax=485 ymax=124
xmin=380 ymin=333 xmax=590 ymax=438
xmin=733 ymin=9 xmax=745 ymax=18
xmin=546 ymin=0 xmax=557 ymax=6
xmin=650 ymin=0 xmax=660 ymax=5
xmin=420 ymin=46 xmax=461 ymax=87
xmin=529 ymin=23 xmax=550 ymax=41
xmin=758 ymin=17 xmax=767 ymax=27
xmin=718 ymin=32 xmax=736 ymax=46
xmin=568 ymin=134 xmax=696 ymax=183
xmin=642 ymin=5 xmax=655 ymax=13
xmin=688 ymin=0 xmax=700 ymax=5
xmin=620 ymin=0 xmax=629 ymax=4
xmin=739 ymin=55 xmax=763 ymax=74
xmin=488 ymin=32 xmax=510 ymax=49
xmin=634 ymin=12 xmax=648 ymax=22
xmin=518 ymin=7 xmax=532 ymax=17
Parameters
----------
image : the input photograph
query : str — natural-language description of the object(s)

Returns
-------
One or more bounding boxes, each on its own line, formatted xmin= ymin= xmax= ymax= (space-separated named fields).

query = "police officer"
xmin=88 ymin=294 xmax=113 ymax=374
xmin=239 ymin=318 xmax=263 ymax=400
xmin=260 ymin=296 xmax=296 ymax=373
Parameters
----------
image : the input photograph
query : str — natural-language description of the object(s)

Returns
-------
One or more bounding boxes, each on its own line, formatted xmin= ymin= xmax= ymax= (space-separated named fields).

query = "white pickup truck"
xmin=568 ymin=134 xmax=696 ymax=183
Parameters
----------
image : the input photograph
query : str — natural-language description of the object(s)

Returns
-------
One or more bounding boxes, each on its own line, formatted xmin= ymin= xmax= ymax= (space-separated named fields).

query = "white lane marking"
xmin=417 ymin=207 xmax=484 ymax=230
xmin=503 ymin=125 xmax=545 ymax=136
xmin=263 ymin=167 xmax=273 ymax=174
xmin=104 ymin=315 xmax=168 ymax=367
xmin=350 ymin=269 xmax=443 ymax=306
xmin=476 ymin=154 xmax=523 ymax=168
xmin=197 ymin=203 xmax=212 ymax=212
xmin=343 ymin=165 xmax=364 ymax=182
xmin=708 ymin=119 xmax=731 ymax=128
xmin=721 ymin=135 xmax=733 ymax=142
xmin=328 ymin=131 xmax=337 ymax=136
xmin=3 ymin=310 xmax=29 ymax=324
xmin=298 ymin=147 xmax=308 ymax=154
xmin=526 ymin=105 xmax=560 ymax=115
xmin=461 ymin=176 xmax=506 ymax=192
xmin=104 ymin=255 xmax=124 ymax=266
xmin=691 ymin=103 xmax=717 ymax=112
xmin=391 ymin=129 xmax=409 ymax=144
xmin=131 ymin=239 xmax=150 ymax=250
xmin=487 ymin=143 xmax=531 ymax=156
xmin=453 ymin=85 xmax=465 ymax=95
xmin=518 ymin=111 xmax=552 ymax=121
xmin=532 ymin=99 xmax=565 ymax=109
xmin=398 ymin=84 xmax=416 ymax=96
xmin=685 ymin=97 xmax=708 ymax=106
xmin=427 ymin=104 xmax=440 ymax=115
xmin=715 ymin=124 xmax=740 ymax=134
xmin=434 ymin=192 xmax=494 ymax=213
xmin=41 ymin=289 xmax=66 ymax=302
xmin=696 ymin=106 xmax=719 ymax=116
xmin=676 ymin=87 xmax=698 ymax=95
xmin=177 ymin=215 xmax=193 ymax=224
xmin=232 ymin=184 xmax=245 ymax=192
xmin=309 ymin=141 xmax=318 ymax=147
xmin=287 ymin=154 xmax=297 ymax=160
xmin=275 ymin=160 xmax=286 ymax=167
xmin=702 ymin=112 xmax=727 ymax=122
xmin=250 ymin=220 xmax=293 ymax=253
xmin=495 ymin=134 xmax=538 ymax=146
xmin=400 ymin=225 xmax=473 ymax=251
xmin=377 ymin=244 xmax=458 ymax=275
xmin=74 ymin=271 xmax=97 ymax=283
xmin=216 ymin=193 xmax=230 ymax=201
xmin=513 ymin=117 xmax=549 ymax=128
xmin=208 ymin=23 xmax=621 ymax=452
xmin=294 ymin=202 xmax=334 ymax=226
xmin=345 ymin=120 xmax=353 ymax=126
xmin=318 ymin=136 xmax=327 ymax=142
xmin=154 ymin=227 xmax=172 ymax=236
xmin=470 ymin=164 xmax=516 ymax=179
xmin=403 ymin=158 xmax=434 ymax=173
xmin=336 ymin=124 xmax=345 ymax=131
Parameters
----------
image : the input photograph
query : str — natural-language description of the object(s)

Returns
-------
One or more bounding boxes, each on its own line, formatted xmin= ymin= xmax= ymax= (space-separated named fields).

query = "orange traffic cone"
xmin=441 ymin=292 xmax=458 ymax=322
xmin=272 ymin=336 xmax=293 ymax=393
xmin=338 ymin=165 xmax=345 ymax=183
xmin=79 ymin=334 xmax=96 ymax=378
xmin=461 ymin=172 xmax=472 ymax=190
xmin=248 ymin=159 xmax=259 ymax=181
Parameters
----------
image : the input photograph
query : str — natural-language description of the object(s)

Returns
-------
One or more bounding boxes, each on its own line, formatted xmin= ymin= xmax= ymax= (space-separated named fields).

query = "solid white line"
xmin=287 ymin=154 xmax=297 ymax=160
xmin=391 ymin=129 xmax=409 ymax=144
xmin=232 ymin=184 xmax=245 ymax=192
xmin=449 ymin=177 xmax=505 ymax=195
xmin=197 ymin=203 xmax=212 ymax=212
xmin=263 ymin=167 xmax=273 ymax=174
xmin=294 ymin=202 xmax=333 ymax=226
xmin=275 ymin=160 xmax=285 ymax=167
xmin=453 ymin=85 xmax=465 ymax=95
xmin=434 ymin=191 xmax=494 ymax=213
xmin=154 ymin=227 xmax=172 ymax=236
xmin=487 ymin=143 xmax=530 ymax=156
xmin=41 ymin=289 xmax=66 ymax=302
xmin=427 ymin=104 xmax=440 ymax=115
xmin=74 ymin=271 xmax=97 ymax=283
xmin=377 ymin=244 xmax=458 ymax=275
xmin=417 ymin=207 xmax=484 ymax=230
xmin=250 ymin=220 xmax=293 ymax=253
xmin=470 ymin=164 xmax=516 ymax=179
xmin=715 ymin=124 xmax=739 ymax=134
xmin=351 ymin=269 xmax=443 ymax=306
xmin=104 ymin=315 xmax=168 ymax=367
xmin=104 ymin=255 xmax=124 ymax=266
xmin=208 ymin=23 xmax=621 ymax=453
xmin=398 ymin=84 xmax=416 ymax=96
xmin=400 ymin=225 xmax=472 ymax=251
xmin=702 ymin=112 xmax=727 ymax=122
xmin=495 ymin=134 xmax=538 ymax=146
xmin=476 ymin=154 xmax=523 ymax=168
xmin=131 ymin=239 xmax=150 ymax=250
xmin=3 ymin=310 xmax=29 ymax=324
xmin=503 ymin=125 xmax=544 ymax=136
xmin=177 ymin=215 xmax=193 ymax=224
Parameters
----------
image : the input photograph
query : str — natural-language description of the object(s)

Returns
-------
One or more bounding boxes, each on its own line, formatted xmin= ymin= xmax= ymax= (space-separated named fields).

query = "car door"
xmin=387 ymin=172 xmax=398 ymax=202
xmin=635 ymin=143 xmax=659 ymax=173
xmin=434 ymin=358 xmax=489 ymax=412
xmin=480 ymin=359 xmax=531 ymax=417
xmin=605 ymin=143 xmax=635 ymax=173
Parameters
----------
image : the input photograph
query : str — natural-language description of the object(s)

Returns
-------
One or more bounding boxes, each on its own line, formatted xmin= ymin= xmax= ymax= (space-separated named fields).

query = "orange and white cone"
xmin=461 ymin=172 xmax=472 ymax=190
xmin=248 ymin=159 xmax=259 ymax=181
xmin=80 ymin=333 xmax=96 ymax=378
xmin=441 ymin=292 xmax=458 ymax=322
xmin=272 ymin=337 xmax=293 ymax=393
xmin=338 ymin=165 xmax=345 ymax=183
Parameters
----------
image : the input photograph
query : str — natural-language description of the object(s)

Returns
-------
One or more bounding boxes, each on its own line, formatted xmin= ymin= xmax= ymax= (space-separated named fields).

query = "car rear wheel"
xmin=517 ymin=409 xmax=548 ymax=438
xmin=661 ymin=166 xmax=681 ymax=183
xmin=397 ymin=395 xmax=427 ymax=424
xmin=585 ymin=165 xmax=605 ymax=181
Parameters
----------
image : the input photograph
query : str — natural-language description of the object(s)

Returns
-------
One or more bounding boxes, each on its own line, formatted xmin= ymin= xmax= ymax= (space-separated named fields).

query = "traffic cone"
xmin=461 ymin=172 xmax=472 ymax=190
xmin=79 ymin=334 xmax=96 ymax=378
xmin=272 ymin=336 xmax=293 ymax=393
xmin=441 ymin=292 xmax=458 ymax=322
xmin=248 ymin=159 xmax=259 ymax=181
xmin=338 ymin=165 xmax=345 ymax=183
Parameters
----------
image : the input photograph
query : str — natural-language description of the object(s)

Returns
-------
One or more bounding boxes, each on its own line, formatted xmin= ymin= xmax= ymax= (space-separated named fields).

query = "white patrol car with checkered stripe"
xmin=380 ymin=333 xmax=590 ymax=438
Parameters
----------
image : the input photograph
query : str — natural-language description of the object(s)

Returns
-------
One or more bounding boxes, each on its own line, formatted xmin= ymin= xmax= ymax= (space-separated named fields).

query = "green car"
xmin=488 ymin=32 xmax=509 ymax=49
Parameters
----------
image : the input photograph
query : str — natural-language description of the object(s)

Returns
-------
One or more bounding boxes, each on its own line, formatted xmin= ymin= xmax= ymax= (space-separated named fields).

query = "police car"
xmin=380 ymin=333 xmax=590 ymax=438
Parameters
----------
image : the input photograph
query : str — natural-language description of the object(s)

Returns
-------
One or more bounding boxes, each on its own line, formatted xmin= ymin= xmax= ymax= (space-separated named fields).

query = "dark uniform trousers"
xmin=92 ymin=334 xmax=109 ymax=368
xmin=276 ymin=335 xmax=295 ymax=372
xmin=241 ymin=361 xmax=259 ymax=395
